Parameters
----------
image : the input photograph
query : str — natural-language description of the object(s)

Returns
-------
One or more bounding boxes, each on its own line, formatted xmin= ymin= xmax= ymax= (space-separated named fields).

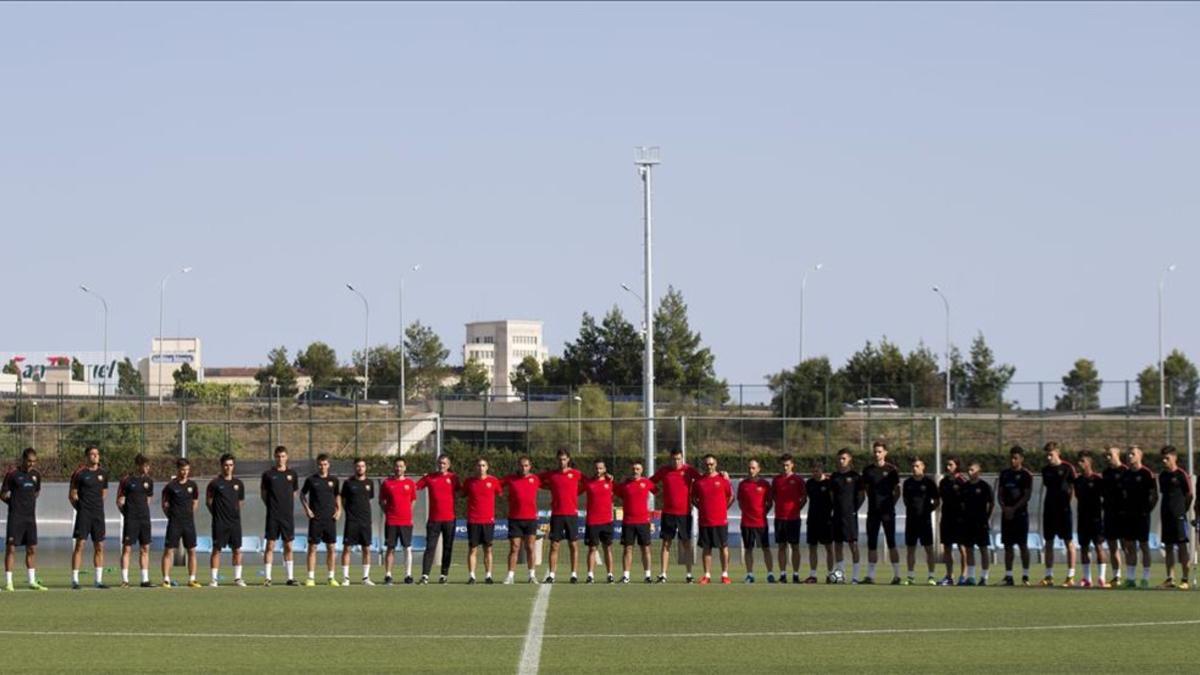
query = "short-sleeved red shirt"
xmin=651 ymin=464 xmax=701 ymax=515
xmin=771 ymin=473 xmax=807 ymax=520
xmin=616 ymin=478 xmax=654 ymax=525
xmin=462 ymin=475 xmax=503 ymax=524
xmin=582 ymin=475 xmax=615 ymax=525
xmin=380 ymin=476 xmax=418 ymax=526
xmin=416 ymin=471 xmax=459 ymax=522
xmin=503 ymin=473 xmax=541 ymax=521
xmin=538 ymin=468 xmax=584 ymax=516
xmin=693 ymin=474 xmax=732 ymax=527
xmin=737 ymin=477 xmax=772 ymax=528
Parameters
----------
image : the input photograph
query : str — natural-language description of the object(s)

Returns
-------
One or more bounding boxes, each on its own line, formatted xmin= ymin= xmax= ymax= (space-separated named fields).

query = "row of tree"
xmin=509 ymin=286 xmax=728 ymax=402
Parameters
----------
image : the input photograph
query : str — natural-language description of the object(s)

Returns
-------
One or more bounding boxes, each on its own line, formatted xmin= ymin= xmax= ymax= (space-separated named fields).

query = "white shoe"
xmin=528 ymin=576 xmax=540 ymax=584
xmin=208 ymin=580 xmax=219 ymax=588
xmin=342 ymin=578 xmax=352 ymax=587
xmin=503 ymin=577 xmax=514 ymax=585
xmin=361 ymin=578 xmax=375 ymax=586
xmin=234 ymin=579 xmax=247 ymax=587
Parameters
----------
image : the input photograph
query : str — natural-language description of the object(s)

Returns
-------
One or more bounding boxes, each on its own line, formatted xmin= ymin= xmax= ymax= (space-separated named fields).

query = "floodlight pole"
xmin=635 ymin=146 xmax=660 ymax=479
xmin=798 ymin=263 xmax=822 ymax=365
xmin=158 ymin=266 xmax=192 ymax=404
xmin=80 ymin=284 xmax=108 ymax=396
xmin=347 ymin=284 xmax=370 ymax=399
xmin=1158 ymin=264 xmax=1176 ymax=419
xmin=400 ymin=264 xmax=420 ymax=412
xmin=933 ymin=286 xmax=951 ymax=410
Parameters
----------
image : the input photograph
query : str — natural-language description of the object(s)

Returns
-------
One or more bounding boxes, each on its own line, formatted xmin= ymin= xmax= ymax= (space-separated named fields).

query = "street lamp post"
xmin=798 ymin=263 xmax=823 ymax=365
xmin=1158 ymin=264 xmax=1177 ymax=418
xmin=932 ymin=286 xmax=951 ymax=410
xmin=158 ymin=267 xmax=193 ymax=404
xmin=346 ymin=284 xmax=370 ymax=400
xmin=79 ymin=284 xmax=109 ymax=396
xmin=399 ymin=264 xmax=420 ymax=412
xmin=635 ymin=146 xmax=660 ymax=478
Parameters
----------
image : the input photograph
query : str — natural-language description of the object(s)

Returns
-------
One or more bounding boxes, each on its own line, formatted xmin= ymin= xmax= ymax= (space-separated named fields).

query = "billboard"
xmin=0 ymin=351 xmax=126 ymax=390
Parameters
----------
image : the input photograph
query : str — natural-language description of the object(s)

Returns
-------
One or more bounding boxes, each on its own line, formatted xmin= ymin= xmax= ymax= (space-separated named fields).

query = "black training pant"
xmin=422 ymin=520 xmax=456 ymax=577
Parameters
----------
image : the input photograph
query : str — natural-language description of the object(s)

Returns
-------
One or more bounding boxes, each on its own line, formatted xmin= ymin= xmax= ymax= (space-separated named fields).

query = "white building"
xmin=138 ymin=337 xmax=202 ymax=398
xmin=463 ymin=320 xmax=549 ymax=399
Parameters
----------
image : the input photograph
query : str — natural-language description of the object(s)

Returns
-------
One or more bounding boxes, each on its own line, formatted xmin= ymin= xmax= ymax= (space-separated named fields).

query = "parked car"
xmin=296 ymin=389 xmax=354 ymax=407
xmin=844 ymin=397 xmax=901 ymax=411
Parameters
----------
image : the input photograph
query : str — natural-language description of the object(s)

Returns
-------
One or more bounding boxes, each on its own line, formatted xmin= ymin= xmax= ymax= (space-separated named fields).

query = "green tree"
xmin=1 ymin=359 xmax=18 ymax=377
xmin=352 ymin=344 xmax=405 ymax=400
xmin=598 ymin=306 xmax=643 ymax=387
xmin=116 ymin=357 xmax=144 ymax=396
xmin=541 ymin=356 xmax=574 ymax=389
xmin=835 ymin=338 xmax=908 ymax=405
xmin=905 ymin=342 xmax=944 ymax=408
xmin=1055 ymin=358 xmax=1101 ymax=411
xmin=406 ymin=321 xmax=450 ymax=398
xmin=510 ymin=356 xmax=548 ymax=393
xmin=174 ymin=423 xmax=241 ymax=458
xmin=64 ymin=405 xmax=144 ymax=469
xmin=963 ymin=332 xmax=1015 ymax=409
xmin=767 ymin=356 xmax=845 ymax=422
xmin=254 ymin=346 xmax=299 ymax=397
xmin=172 ymin=362 xmax=198 ymax=399
xmin=294 ymin=342 xmax=340 ymax=389
xmin=1136 ymin=349 xmax=1200 ymax=411
xmin=653 ymin=286 xmax=727 ymax=403
xmin=454 ymin=359 xmax=492 ymax=396
xmin=71 ymin=357 xmax=85 ymax=382
xmin=561 ymin=312 xmax=605 ymax=384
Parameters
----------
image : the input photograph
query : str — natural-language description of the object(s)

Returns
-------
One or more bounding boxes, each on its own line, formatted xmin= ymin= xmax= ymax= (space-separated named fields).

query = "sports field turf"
xmin=0 ymin=553 xmax=1196 ymax=673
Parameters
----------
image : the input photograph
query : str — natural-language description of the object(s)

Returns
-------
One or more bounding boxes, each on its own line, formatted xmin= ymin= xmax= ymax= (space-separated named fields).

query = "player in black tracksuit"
xmin=961 ymin=462 xmax=994 ymax=586
xmin=0 ymin=447 xmax=45 ymax=591
xmin=1040 ymin=442 xmax=1077 ymax=586
xmin=1100 ymin=446 xmax=1127 ymax=585
xmin=829 ymin=449 xmax=865 ymax=583
xmin=901 ymin=457 xmax=939 ymax=585
xmin=996 ymin=446 xmax=1033 ymax=586
xmin=804 ymin=463 xmax=835 ymax=583
xmin=1118 ymin=446 xmax=1158 ymax=589
xmin=1157 ymin=446 xmax=1193 ymax=587
xmin=116 ymin=454 xmax=154 ymax=587
xmin=938 ymin=457 xmax=967 ymax=586
xmin=1073 ymin=451 xmax=1107 ymax=588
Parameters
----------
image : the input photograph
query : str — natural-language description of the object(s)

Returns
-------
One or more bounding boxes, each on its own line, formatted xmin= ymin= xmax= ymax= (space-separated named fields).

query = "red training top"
xmin=461 ymin=475 xmax=503 ymax=524
xmin=771 ymin=473 xmax=807 ymax=520
xmin=503 ymin=473 xmax=541 ymax=521
xmin=581 ymin=475 xmax=615 ymax=525
xmin=737 ymin=477 xmax=772 ymax=528
xmin=416 ymin=471 xmax=459 ymax=522
xmin=616 ymin=478 xmax=654 ymax=525
xmin=692 ymin=474 xmax=733 ymax=527
xmin=651 ymin=464 xmax=701 ymax=516
xmin=538 ymin=468 xmax=584 ymax=516
xmin=380 ymin=476 xmax=418 ymax=526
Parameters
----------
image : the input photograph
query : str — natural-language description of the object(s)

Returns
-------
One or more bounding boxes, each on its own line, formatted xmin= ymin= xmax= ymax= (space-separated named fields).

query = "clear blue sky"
xmin=2 ymin=2 xmax=1197 ymax=403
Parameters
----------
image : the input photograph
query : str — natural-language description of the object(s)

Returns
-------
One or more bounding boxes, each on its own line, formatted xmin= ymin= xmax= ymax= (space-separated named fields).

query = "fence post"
xmin=933 ymin=415 xmax=941 ymax=549
xmin=435 ymin=414 xmax=443 ymax=455
xmin=1037 ymin=381 xmax=1045 ymax=450
xmin=483 ymin=394 xmax=489 ymax=452
xmin=1187 ymin=417 xmax=1194 ymax=477
xmin=307 ymin=391 xmax=314 ymax=460
xmin=180 ymin=419 xmax=188 ymax=458
xmin=354 ymin=390 xmax=360 ymax=456
xmin=679 ymin=416 xmax=687 ymax=463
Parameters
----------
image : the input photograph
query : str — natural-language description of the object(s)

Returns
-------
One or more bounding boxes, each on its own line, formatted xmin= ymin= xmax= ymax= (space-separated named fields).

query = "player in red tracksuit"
xmin=737 ymin=459 xmax=773 ymax=583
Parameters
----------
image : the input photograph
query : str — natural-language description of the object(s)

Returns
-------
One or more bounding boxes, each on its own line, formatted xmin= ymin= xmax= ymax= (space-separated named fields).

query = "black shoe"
xmin=779 ymin=575 xmax=788 ymax=584
xmin=544 ymin=575 xmax=555 ymax=584
xmin=792 ymin=573 xmax=801 ymax=584
xmin=606 ymin=574 xmax=614 ymax=584
xmin=383 ymin=576 xmax=394 ymax=586
xmin=585 ymin=577 xmax=594 ymax=584
xmin=286 ymin=579 xmax=300 ymax=587
xmin=404 ymin=576 xmax=414 ymax=585
xmin=861 ymin=577 xmax=875 ymax=585
xmin=467 ymin=577 xmax=476 ymax=585
xmin=417 ymin=576 xmax=429 ymax=585
xmin=621 ymin=577 xmax=630 ymax=584
xmin=438 ymin=576 xmax=448 ymax=585
xmin=644 ymin=576 xmax=653 ymax=584
xmin=655 ymin=575 xmax=666 ymax=584
xmin=1002 ymin=577 xmax=1015 ymax=586
xmin=71 ymin=581 xmax=81 ymax=590
xmin=685 ymin=575 xmax=694 ymax=584
xmin=484 ymin=577 xmax=494 ymax=585
xmin=140 ymin=581 xmax=154 ymax=588
xmin=569 ymin=576 xmax=578 ymax=584
xmin=95 ymin=583 xmax=109 ymax=589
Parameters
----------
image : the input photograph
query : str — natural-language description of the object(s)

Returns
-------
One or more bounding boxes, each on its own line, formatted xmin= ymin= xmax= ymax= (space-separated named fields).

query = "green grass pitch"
xmin=0 ymin=549 xmax=1195 ymax=673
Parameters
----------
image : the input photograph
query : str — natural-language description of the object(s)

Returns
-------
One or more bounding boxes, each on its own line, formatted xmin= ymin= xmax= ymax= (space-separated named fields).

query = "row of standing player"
xmin=2 ymin=441 xmax=1193 ymax=589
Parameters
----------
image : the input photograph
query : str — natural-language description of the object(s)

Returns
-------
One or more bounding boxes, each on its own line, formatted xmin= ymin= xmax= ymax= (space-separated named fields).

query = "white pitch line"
xmin=517 ymin=583 xmax=552 ymax=675
xmin=0 ymin=629 xmax=521 ymax=640
xmin=0 ymin=618 xmax=1195 ymax=644
xmin=541 ymin=618 xmax=1200 ymax=640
